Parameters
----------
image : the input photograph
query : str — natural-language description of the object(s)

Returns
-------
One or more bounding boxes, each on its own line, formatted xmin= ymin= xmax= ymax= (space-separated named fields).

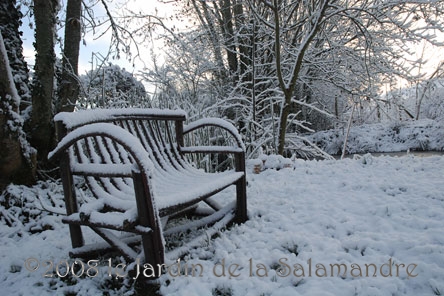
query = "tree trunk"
xmin=191 ymin=0 xmax=226 ymax=79
xmin=57 ymin=0 xmax=82 ymax=113
xmin=219 ymin=0 xmax=238 ymax=79
xmin=277 ymin=92 xmax=292 ymax=155
xmin=30 ymin=0 xmax=58 ymax=162
xmin=274 ymin=0 xmax=329 ymax=155
xmin=233 ymin=0 xmax=249 ymax=80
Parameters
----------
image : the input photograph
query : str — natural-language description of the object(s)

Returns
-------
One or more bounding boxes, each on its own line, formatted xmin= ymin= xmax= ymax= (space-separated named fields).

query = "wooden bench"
xmin=48 ymin=108 xmax=247 ymax=276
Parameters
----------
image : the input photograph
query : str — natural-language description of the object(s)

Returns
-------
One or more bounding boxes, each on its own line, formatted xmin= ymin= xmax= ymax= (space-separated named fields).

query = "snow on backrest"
xmin=117 ymin=118 xmax=184 ymax=171
xmin=55 ymin=108 xmax=187 ymax=130
xmin=58 ymin=108 xmax=187 ymax=167
xmin=70 ymin=133 xmax=136 ymax=202
xmin=56 ymin=108 xmax=187 ymax=201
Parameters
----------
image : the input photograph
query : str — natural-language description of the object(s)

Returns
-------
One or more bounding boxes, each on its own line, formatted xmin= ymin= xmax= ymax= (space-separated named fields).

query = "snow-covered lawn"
xmin=1 ymin=154 xmax=444 ymax=295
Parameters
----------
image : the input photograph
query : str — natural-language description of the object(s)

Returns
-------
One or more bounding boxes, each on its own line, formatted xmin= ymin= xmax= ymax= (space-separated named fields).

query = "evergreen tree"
xmin=0 ymin=0 xmax=36 ymax=191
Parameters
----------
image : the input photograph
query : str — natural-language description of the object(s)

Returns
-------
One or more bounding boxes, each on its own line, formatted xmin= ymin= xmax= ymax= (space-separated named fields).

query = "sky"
xmin=20 ymin=0 xmax=179 ymax=76
xmin=19 ymin=0 xmax=444 ymax=92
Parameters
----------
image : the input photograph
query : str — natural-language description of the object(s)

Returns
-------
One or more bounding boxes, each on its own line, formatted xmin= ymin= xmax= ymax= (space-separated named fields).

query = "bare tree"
xmin=266 ymin=0 xmax=330 ymax=155
xmin=248 ymin=0 xmax=444 ymax=154
xmin=55 ymin=0 xmax=444 ymax=159
xmin=57 ymin=0 xmax=82 ymax=113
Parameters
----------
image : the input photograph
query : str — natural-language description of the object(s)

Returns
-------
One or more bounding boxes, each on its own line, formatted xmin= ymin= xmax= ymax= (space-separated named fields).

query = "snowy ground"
xmin=1 ymin=154 xmax=444 ymax=295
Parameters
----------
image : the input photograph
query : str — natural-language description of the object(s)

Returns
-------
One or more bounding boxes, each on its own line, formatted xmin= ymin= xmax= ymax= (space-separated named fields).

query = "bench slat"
xmin=69 ymin=235 xmax=142 ymax=258
xmin=71 ymin=163 xmax=135 ymax=177
xmin=92 ymin=227 xmax=139 ymax=260
xmin=63 ymin=213 xmax=151 ymax=234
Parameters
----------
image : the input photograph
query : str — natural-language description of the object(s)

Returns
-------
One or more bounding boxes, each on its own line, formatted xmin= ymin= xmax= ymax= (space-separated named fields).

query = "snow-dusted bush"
xmin=307 ymin=119 xmax=444 ymax=155
xmin=79 ymin=64 xmax=149 ymax=109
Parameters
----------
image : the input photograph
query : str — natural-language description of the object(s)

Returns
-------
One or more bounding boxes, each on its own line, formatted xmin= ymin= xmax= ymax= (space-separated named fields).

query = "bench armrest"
xmin=182 ymin=118 xmax=246 ymax=152
xmin=180 ymin=146 xmax=244 ymax=154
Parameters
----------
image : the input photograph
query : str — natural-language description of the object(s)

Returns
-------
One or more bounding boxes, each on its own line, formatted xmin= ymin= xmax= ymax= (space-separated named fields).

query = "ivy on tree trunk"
xmin=0 ymin=31 xmax=36 ymax=191
xmin=30 ymin=0 xmax=59 ymax=163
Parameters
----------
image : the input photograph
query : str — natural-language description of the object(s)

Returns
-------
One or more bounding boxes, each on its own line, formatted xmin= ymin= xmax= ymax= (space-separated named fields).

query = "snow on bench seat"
xmin=154 ymin=170 xmax=245 ymax=214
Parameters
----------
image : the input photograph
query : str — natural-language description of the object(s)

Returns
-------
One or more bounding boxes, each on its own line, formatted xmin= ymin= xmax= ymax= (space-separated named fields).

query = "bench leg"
xmin=140 ymin=231 xmax=164 ymax=277
xmin=68 ymin=225 xmax=84 ymax=248
xmin=235 ymin=176 xmax=248 ymax=223
xmin=234 ymin=152 xmax=248 ymax=224
xmin=60 ymin=156 xmax=84 ymax=248
xmin=133 ymin=171 xmax=165 ymax=277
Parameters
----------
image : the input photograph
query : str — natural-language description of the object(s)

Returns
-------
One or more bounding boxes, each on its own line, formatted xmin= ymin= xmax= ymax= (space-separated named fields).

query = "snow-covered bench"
xmin=48 ymin=108 xmax=247 ymax=276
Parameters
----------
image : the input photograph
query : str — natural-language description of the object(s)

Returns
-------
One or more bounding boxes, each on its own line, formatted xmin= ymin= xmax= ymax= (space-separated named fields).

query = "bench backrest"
xmin=54 ymin=108 xmax=188 ymax=203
